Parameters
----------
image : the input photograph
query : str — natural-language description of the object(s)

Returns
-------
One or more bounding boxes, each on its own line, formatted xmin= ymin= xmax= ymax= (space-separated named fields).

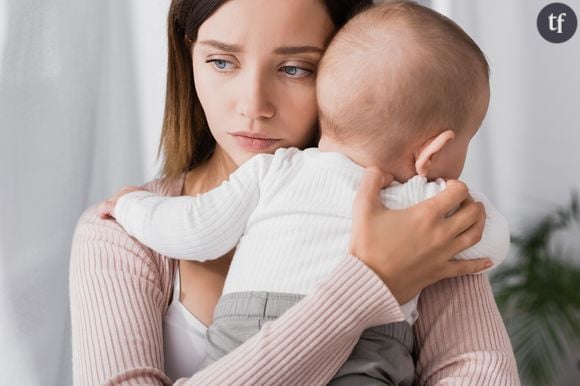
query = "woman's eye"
xmin=280 ymin=66 xmax=312 ymax=78
xmin=207 ymin=59 xmax=234 ymax=71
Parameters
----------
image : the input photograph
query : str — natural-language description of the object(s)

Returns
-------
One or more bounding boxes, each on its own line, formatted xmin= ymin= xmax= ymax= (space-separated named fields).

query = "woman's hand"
xmin=350 ymin=168 xmax=490 ymax=305
xmin=97 ymin=186 xmax=142 ymax=220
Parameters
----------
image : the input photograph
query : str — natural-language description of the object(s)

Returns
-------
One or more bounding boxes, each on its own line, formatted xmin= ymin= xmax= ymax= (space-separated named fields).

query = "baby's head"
xmin=317 ymin=0 xmax=490 ymax=181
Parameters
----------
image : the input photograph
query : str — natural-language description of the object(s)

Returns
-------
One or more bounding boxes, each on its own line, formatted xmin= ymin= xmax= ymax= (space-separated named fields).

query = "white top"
xmin=116 ymin=147 xmax=510 ymax=324
xmin=163 ymin=264 xmax=208 ymax=381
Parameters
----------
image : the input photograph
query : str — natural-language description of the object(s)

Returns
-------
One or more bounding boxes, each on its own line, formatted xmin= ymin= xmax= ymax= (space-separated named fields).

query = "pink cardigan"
xmin=69 ymin=174 xmax=520 ymax=385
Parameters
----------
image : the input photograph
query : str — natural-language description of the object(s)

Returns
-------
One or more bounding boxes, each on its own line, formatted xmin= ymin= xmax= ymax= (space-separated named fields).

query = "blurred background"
xmin=0 ymin=0 xmax=578 ymax=385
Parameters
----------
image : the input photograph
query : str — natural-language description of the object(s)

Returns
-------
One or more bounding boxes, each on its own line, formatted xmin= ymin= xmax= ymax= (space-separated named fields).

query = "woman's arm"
xmin=351 ymin=169 xmax=519 ymax=384
xmin=70 ymin=207 xmax=171 ymax=385
xmin=70 ymin=206 xmax=403 ymax=386
xmin=71 ymin=170 xmax=496 ymax=385
xmin=175 ymin=253 xmax=403 ymax=385
xmin=414 ymin=274 xmax=520 ymax=385
xmin=348 ymin=170 xmax=519 ymax=384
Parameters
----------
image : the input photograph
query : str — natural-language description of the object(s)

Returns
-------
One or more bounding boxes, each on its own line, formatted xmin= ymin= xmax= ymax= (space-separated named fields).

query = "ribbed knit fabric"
xmin=69 ymin=169 xmax=520 ymax=385
xmin=114 ymin=148 xmax=510 ymax=301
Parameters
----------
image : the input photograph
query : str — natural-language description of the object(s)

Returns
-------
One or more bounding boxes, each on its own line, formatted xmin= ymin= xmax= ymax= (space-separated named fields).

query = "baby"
xmin=101 ymin=1 xmax=509 ymax=384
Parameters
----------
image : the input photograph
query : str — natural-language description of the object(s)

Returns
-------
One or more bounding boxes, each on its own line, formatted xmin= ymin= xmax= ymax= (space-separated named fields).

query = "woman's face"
xmin=192 ymin=0 xmax=335 ymax=165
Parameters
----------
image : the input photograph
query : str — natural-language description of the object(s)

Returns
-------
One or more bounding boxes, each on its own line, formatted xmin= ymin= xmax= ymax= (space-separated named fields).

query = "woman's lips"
xmin=231 ymin=133 xmax=282 ymax=151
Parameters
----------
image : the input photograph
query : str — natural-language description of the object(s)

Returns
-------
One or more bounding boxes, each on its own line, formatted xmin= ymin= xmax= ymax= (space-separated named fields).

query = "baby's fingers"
xmin=97 ymin=200 xmax=115 ymax=220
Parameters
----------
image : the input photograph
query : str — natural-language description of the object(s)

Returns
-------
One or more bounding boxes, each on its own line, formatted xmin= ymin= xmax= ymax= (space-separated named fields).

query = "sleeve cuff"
xmin=113 ymin=190 xmax=155 ymax=238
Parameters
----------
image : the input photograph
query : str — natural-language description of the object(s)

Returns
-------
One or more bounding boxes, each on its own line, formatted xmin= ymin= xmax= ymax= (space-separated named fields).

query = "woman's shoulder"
xmin=140 ymin=172 xmax=186 ymax=197
xmin=70 ymin=173 xmax=186 ymax=301
xmin=75 ymin=172 xmax=186 ymax=237
xmin=74 ymin=172 xmax=185 ymax=238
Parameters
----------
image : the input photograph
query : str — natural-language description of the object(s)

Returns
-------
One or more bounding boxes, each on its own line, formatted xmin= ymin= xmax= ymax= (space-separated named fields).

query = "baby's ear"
xmin=414 ymin=130 xmax=455 ymax=176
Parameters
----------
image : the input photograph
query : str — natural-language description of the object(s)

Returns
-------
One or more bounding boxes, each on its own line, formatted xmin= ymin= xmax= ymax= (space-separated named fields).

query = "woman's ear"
xmin=414 ymin=130 xmax=455 ymax=176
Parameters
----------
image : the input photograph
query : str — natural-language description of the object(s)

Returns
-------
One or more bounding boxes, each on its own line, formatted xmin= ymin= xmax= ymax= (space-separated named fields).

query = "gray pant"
xmin=200 ymin=292 xmax=415 ymax=385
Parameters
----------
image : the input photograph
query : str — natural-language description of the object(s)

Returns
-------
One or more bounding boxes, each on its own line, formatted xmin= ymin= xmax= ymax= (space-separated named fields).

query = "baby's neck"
xmin=317 ymin=135 xmax=416 ymax=182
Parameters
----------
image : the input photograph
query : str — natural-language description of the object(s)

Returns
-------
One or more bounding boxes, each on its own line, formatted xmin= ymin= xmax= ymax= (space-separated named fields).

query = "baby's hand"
xmin=97 ymin=185 xmax=143 ymax=220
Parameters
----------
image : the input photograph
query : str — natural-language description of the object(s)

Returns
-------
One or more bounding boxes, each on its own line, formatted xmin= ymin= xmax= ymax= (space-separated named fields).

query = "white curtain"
xmin=0 ymin=0 xmax=149 ymax=384
xmin=432 ymin=2 xmax=580 ymax=385
xmin=0 ymin=0 xmax=578 ymax=385
xmin=434 ymin=0 xmax=580 ymax=223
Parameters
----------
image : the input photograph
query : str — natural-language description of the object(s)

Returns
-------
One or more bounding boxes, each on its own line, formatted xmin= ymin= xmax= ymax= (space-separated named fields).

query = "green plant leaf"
xmin=491 ymin=192 xmax=580 ymax=385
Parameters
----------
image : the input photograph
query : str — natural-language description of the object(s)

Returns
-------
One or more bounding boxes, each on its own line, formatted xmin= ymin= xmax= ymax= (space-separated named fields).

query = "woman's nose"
xmin=236 ymin=74 xmax=275 ymax=120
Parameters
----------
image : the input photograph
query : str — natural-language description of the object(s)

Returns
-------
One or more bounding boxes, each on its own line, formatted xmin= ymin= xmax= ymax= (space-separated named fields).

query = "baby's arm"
xmin=112 ymin=154 xmax=273 ymax=261
xmin=455 ymin=192 xmax=510 ymax=271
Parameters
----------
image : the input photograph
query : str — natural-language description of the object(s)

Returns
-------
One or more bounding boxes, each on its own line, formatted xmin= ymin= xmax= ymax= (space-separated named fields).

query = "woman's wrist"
xmin=319 ymin=255 xmax=404 ymax=329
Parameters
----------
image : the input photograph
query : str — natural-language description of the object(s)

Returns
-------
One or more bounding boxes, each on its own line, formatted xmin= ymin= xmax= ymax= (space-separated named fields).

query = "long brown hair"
xmin=158 ymin=0 xmax=372 ymax=180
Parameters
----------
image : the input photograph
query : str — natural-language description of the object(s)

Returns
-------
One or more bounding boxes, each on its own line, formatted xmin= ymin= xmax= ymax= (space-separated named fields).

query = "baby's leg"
xmin=199 ymin=317 xmax=260 ymax=369
xmin=199 ymin=291 xmax=304 ymax=370
xmin=328 ymin=322 xmax=415 ymax=386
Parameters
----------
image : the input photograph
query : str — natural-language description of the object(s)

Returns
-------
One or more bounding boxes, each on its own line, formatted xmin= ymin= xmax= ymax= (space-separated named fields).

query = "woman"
xmin=70 ymin=0 xmax=519 ymax=384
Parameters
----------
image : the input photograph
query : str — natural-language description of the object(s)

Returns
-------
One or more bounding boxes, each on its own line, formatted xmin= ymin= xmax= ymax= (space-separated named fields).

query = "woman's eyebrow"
xmin=198 ymin=40 xmax=242 ymax=52
xmin=198 ymin=40 xmax=323 ymax=55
